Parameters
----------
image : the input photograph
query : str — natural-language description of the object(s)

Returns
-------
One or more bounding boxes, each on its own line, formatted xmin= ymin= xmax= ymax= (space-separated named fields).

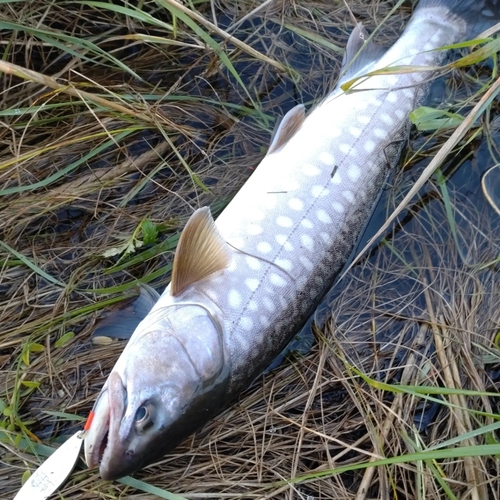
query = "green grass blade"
xmin=0 ymin=240 xmax=65 ymax=287
xmin=427 ymin=421 xmax=500 ymax=451
xmin=118 ymin=476 xmax=188 ymax=500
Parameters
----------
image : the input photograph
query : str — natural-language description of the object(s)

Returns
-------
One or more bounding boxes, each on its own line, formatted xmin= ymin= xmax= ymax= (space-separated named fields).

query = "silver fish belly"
xmin=84 ymin=0 xmax=500 ymax=480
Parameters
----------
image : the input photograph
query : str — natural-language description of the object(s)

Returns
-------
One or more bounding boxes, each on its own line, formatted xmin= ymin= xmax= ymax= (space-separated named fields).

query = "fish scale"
xmin=84 ymin=0 xmax=500 ymax=480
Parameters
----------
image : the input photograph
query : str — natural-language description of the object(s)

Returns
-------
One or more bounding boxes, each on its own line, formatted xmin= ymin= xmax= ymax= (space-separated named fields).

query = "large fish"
xmin=84 ymin=0 xmax=499 ymax=480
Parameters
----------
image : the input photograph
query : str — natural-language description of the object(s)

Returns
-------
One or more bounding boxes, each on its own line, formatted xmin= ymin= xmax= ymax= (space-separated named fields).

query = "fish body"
xmin=85 ymin=0 xmax=499 ymax=479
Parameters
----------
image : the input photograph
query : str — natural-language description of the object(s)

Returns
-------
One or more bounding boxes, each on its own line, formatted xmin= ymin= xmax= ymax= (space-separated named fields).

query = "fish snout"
xmin=83 ymin=386 xmax=110 ymax=470
xmin=84 ymin=371 xmax=128 ymax=474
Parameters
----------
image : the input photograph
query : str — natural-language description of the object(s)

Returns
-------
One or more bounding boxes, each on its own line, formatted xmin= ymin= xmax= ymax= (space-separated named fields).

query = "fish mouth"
xmin=84 ymin=389 xmax=110 ymax=470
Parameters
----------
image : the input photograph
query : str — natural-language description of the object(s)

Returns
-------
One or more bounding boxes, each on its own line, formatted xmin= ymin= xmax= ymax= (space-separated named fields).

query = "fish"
xmin=84 ymin=0 xmax=500 ymax=480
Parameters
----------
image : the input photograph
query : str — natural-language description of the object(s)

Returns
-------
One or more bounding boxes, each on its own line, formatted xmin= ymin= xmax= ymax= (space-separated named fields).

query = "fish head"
xmin=84 ymin=302 xmax=229 ymax=480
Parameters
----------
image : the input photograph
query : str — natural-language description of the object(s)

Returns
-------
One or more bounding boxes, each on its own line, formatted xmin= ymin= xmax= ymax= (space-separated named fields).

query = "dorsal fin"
xmin=268 ymin=104 xmax=306 ymax=155
xmin=171 ymin=207 xmax=232 ymax=296
xmin=336 ymin=23 xmax=388 ymax=88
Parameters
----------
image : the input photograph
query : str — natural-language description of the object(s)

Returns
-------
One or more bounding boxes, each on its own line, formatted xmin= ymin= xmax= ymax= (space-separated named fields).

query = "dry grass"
xmin=0 ymin=0 xmax=499 ymax=499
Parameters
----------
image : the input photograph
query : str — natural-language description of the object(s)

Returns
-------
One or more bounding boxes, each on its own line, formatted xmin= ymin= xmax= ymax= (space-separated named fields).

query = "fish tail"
xmin=416 ymin=0 xmax=500 ymax=38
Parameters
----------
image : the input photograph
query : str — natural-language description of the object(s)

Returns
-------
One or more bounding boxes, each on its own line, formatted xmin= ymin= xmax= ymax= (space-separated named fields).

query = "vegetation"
xmin=0 ymin=0 xmax=498 ymax=498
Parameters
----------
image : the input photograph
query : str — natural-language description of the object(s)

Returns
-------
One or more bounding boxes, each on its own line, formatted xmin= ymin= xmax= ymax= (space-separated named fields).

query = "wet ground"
xmin=1 ymin=1 xmax=499 ymax=498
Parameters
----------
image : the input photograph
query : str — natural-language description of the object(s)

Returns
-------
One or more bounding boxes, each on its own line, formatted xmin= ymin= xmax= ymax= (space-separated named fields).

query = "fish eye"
xmin=134 ymin=404 xmax=154 ymax=432
xmin=135 ymin=406 xmax=148 ymax=423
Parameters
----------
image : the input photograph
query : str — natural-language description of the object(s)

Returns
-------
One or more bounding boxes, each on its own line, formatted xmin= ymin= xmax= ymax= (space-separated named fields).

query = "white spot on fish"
xmin=423 ymin=42 xmax=434 ymax=51
xmin=246 ymin=255 xmax=261 ymax=271
xmin=311 ymin=185 xmax=329 ymax=198
xmin=347 ymin=164 xmax=361 ymax=181
xmin=278 ymin=294 xmax=288 ymax=309
xmin=373 ymin=128 xmax=386 ymax=139
xmin=259 ymin=315 xmax=271 ymax=328
xmin=395 ymin=109 xmax=405 ymax=119
xmin=248 ymin=300 xmax=258 ymax=311
xmin=403 ymin=88 xmax=414 ymax=98
xmin=331 ymin=172 xmax=342 ymax=185
xmin=358 ymin=115 xmax=370 ymax=125
xmin=342 ymin=190 xmax=355 ymax=202
xmin=236 ymin=337 xmax=249 ymax=353
xmin=409 ymin=47 xmax=419 ymax=55
xmin=340 ymin=143 xmax=350 ymax=154
xmin=364 ymin=139 xmax=376 ymax=153
xmin=275 ymin=258 xmax=292 ymax=272
xmin=247 ymin=223 xmax=262 ymax=235
xmin=229 ymin=289 xmax=242 ymax=308
xmin=381 ymin=113 xmax=394 ymax=126
xmin=240 ymin=316 xmax=253 ymax=331
xmin=301 ymin=219 xmax=314 ymax=229
xmin=263 ymin=296 xmax=276 ymax=313
xmin=320 ymin=232 xmax=333 ymax=245
xmin=303 ymin=163 xmax=321 ymax=176
xmin=300 ymin=255 xmax=314 ymax=271
xmin=316 ymin=209 xmax=332 ymax=224
xmin=277 ymin=215 xmax=293 ymax=228
xmin=332 ymin=202 xmax=345 ymax=213
xmin=270 ymin=273 xmax=287 ymax=287
xmin=349 ymin=126 xmax=362 ymax=138
xmin=288 ymin=197 xmax=304 ymax=211
xmin=369 ymin=96 xmax=382 ymax=106
xmin=227 ymin=259 xmax=237 ymax=272
xmin=257 ymin=241 xmax=272 ymax=254
xmin=386 ymin=92 xmax=397 ymax=103
xmin=245 ymin=278 xmax=259 ymax=291
xmin=319 ymin=151 xmax=334 ymax=165
xmin=300 ymin=234 xmax=314 ymax=252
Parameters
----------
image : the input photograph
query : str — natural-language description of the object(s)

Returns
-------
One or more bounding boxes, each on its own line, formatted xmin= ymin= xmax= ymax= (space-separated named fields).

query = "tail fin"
xmin=417 ymin=0 xmax=500 ymax=38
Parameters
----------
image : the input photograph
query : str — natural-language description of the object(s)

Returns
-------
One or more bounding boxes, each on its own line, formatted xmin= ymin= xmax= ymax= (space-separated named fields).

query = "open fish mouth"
xmin=84 ymin=389 xmax=110 ymax=469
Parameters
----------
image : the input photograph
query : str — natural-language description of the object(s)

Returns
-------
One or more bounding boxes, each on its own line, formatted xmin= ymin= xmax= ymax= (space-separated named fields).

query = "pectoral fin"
xmin=171 ymin=207 xmax=232 ymax=296
xmin=91 ymin=284 xmax=160 ymax=344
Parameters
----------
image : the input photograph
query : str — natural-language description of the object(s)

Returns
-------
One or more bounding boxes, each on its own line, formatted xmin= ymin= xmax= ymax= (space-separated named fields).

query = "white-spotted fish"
xmin=84 ymin=0 xmax=500 ymax=479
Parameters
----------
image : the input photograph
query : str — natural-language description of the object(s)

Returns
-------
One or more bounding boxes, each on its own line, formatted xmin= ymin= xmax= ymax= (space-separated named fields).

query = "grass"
xmin=0 ymin=0 xmax=499 ymax=499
